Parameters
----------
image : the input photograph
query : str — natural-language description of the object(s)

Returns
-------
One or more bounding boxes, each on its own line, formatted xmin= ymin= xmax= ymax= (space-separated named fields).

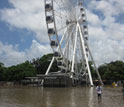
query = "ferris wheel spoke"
xmin=54 ymin=0 xmax=77 ymax=20
xmin=63 ymin=25 xmax=76 ymax=55
xmin=56 ymin=24 xmax=75 ymax=59
xmin=57 ymin=25 xmax=68 ymax=32
xmin=57 ymin=22 xmax=75 ymax=33
xmin=54 ymin=14 xmax=67 ymax=22
xmin=56 ymin=24 xmax=72 ymax=51
xmin=54 ymin=0 xmax=62 ymax=7
xmin=53 ymin=0 xmax=70 ymax=18
xmin=54 ymin=10 xmax=69 ymax=20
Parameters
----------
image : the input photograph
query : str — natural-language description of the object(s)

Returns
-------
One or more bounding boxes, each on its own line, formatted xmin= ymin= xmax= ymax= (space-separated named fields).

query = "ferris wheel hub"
xmin=66 ymin=20 xmax=77 ymax=25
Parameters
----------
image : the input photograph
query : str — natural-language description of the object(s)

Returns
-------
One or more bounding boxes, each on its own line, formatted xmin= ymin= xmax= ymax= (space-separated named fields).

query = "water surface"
xmin=0 ymin=86 xmax=124 ymax=107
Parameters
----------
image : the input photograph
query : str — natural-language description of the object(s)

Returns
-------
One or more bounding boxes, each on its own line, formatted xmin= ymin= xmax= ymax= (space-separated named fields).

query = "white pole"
xmin=63 ymin=26 xmax=76 ymax=55
xmin=71 ymin=24 xmax=78 ymax=78
xmin=63 ymin=26 xmax=76 ymax=70
xmin=79 ymin=33 xmax=87 ymax=76
xmin=56 ymin=25 xmax=69 ymax=51
xmin=86 ymin=42 xmax=104 ymax=85
xmin=45 ymin=57 xmax=55 ymax=75
xmin=78 ymin=23 xmax=94 ymax=86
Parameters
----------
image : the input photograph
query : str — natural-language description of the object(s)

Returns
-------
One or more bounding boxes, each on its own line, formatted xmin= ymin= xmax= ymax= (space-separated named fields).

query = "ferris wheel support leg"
xmin=45 ymin=57 xmax=55 ymax=75
xmin=56 ymin=26 xmax=69 ymax=51
xmin=42 ymin=57 xmax=55 ymax=85
xmin=86 ymin=43 xmax=104 ymax=85
xmin=63 ymin=25 xmax=76 ymax=70
xmin=71 ymin=24 xmax=78 ymax=78
xmin=63 ymin=25 xmax=75 ymax=54
xmin=79 ymin=33 xmax=87 ymax=77
xmin=78 ymin=23 xmax=94 ymax=86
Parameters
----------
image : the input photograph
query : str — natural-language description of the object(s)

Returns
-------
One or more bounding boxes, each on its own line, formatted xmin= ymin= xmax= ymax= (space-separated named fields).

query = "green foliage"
xmin=0 ymin=62 xmax=5 ymax=81
xmin=1 ymin=54 xmax=124 ymax=82
xmin=1 ymin=61 xmax=36 ymax=81
xmin=32 ymin=53 xmax=58 ymax=74
xmin=0 ymin=53 xmax=59 ymax=82
xmin=98 ymin=60 xmax=124 ymax=81
xmin=85 ymin=60 xmax=124 ymax=81
xmin=89 ymin=61 xmax=97 ymax=79
xmin=0 ymin=62 xmax=4 ymax=67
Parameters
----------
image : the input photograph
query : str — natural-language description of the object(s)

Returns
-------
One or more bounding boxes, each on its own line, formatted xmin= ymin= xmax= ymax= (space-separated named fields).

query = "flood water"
xmin=0 ymin=86 xmax=124 ymax=107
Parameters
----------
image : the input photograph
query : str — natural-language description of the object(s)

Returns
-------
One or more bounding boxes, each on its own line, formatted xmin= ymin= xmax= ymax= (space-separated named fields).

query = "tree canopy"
xmin=98 ymin=61 xmax=124 ymax=81
xmin=0 ymin=61 xmax=36 ymax=81
xmin=0 ymin=53 xmax=58 ymax=81
xmin=0 ymin=53 xmax=124 ymax=82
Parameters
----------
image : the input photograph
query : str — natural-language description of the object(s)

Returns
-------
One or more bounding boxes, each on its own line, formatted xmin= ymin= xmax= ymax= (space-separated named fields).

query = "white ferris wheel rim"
xmin=44 ymin=0 xmax=88 ymax=58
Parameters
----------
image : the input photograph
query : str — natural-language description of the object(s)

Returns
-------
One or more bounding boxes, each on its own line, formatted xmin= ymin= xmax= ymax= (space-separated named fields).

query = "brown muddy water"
xmin=0 ymin=86 xmax=124 ymax=107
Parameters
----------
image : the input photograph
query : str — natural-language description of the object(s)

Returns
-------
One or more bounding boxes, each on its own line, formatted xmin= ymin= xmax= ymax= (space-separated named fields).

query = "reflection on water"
xmin=1 ymin=86 xmax=123 ymax=107
xmin=0 ymin=86 xmax=93 ymax=107
xmin=88 ymin=87 xmax=94 ymax=107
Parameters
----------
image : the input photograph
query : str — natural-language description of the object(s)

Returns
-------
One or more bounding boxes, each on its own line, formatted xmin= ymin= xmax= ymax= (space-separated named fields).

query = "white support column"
xmin=79 ymin=33 xmax=87 ymax=76
xmin=71 ymin=24 xmax=78 ymax=78
xmin=63 ymin=25 xmax=76 ymax=55
xmin=86 ymin=42 xmax=104 ymax=85
xmin=64 ymin=26 xmax=75 ymax=70
xmin=56 ymin=25 xmax=69 ymax=51
xmin=78 ymin=23 xmax=94 ymax=86
xmin=45 ymin=57 xmax=55 ymax=75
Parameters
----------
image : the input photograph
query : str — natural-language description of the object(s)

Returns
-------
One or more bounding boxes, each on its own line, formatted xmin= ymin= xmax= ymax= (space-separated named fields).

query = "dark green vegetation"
xmin=90 ymin=60 xmax=124 ymax=81
xmin=0 ymin=53 xmax=124 ymax=82
xmin=98 ymin=61 xmax=124 ymax=81
xmin=0 ymin=61 xmax=36 ymax=81
xmin=0 ymin=54 xmax=58 ymax=82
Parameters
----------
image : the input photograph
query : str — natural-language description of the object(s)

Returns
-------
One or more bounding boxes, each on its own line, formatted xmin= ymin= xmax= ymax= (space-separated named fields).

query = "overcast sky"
xmin=0 ymin=0 xmax=124 ymax=67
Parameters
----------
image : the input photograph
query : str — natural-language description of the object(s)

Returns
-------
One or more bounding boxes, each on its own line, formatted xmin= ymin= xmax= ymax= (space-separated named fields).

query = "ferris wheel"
xmin=44 ymin=0 xmax=103 ymax=86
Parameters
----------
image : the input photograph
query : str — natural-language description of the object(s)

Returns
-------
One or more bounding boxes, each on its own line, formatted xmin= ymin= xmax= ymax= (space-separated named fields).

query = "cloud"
xmin=89 ymin=0 xmax=124 ymax=16
xmin=87 ymin=0 xmax=124 ymax=65
xmin=0 ymin=41 xmax=26 ymax=66
xmin=0 ymin=0 xmax=124 ymax=67
xmin=25 ymin=40 xmax=52 ymax=59
xmin=0 ymin=40 xmax=51 ymax=67
xmin=89 ymin=39 xmax=124 ymax=65
xmin=0 ymin=0 xmax=48 ymax=43
xmin=86 ymin=10 xmax=102 ymax=27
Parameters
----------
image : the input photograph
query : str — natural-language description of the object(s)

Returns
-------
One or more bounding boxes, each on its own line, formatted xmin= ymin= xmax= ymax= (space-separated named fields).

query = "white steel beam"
xmin=71 ymin=24 xmax=78 ymax=78
xmin=79 ymin=33 xmax=87 ymax=76
xmin=63 ymin=25 xmax=76 ymax=70
xmin=85 ymin=41 xmax=104 ymax=85
xmin=45 ymin=57 xmax=55 ymax=75
xmin=63 ymin=26 xmax=76 ymax=55
xmin=78 ymin=23 xmax=94 ymax=86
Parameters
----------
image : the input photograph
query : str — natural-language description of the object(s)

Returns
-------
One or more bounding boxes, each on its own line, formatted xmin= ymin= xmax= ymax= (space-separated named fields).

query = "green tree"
xmin=89 ymin=61 xmax=98 ymax=79
xmin=0 ymin=62 xmax=8 ymax=81
xmin=98 ymin=61 xmax=124 ymax=81
xmin=32 ymin=53 xmax=58 ymax=74
xmin=2 ymin=61 xmax=36 ymax=81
